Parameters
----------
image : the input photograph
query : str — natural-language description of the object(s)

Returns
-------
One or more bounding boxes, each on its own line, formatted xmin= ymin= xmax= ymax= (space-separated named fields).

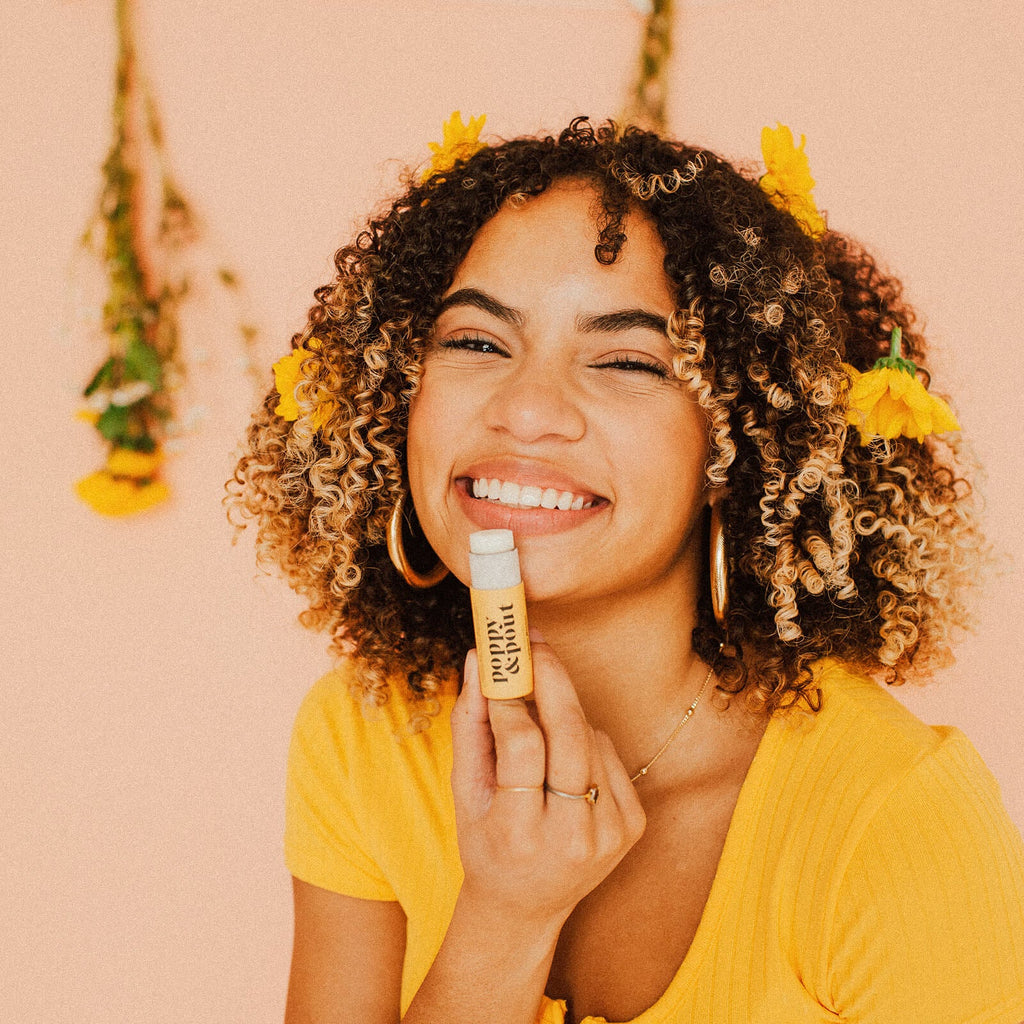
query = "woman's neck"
xmin=528 ymin=569 xmax=708 ymax=773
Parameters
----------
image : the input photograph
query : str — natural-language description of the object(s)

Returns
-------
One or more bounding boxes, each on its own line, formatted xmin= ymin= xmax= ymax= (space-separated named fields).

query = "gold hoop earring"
xmin=709 ymin=502 xmax=729 ymax=631
xmin=387 ymin=491 xmax=449 ymax=589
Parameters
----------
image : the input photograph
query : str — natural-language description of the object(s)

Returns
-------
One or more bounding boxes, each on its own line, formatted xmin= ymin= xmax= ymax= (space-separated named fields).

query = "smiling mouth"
xmin=468 ymin=477 xmax=600 ymax=511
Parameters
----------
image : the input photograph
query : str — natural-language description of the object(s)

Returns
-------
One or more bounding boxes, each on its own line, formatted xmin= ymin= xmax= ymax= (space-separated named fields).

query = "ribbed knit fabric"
xmin=286 ymin=660 xmax=1024 ymax=1022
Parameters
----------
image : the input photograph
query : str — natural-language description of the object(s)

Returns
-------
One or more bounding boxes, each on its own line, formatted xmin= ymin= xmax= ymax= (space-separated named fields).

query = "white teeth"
xmin=470 ymin=477 xmax=594 ymax=511
xmin=499 ymin=481 xmax=519 ymax=505
xmin=520 ymin=485 xmax=542 ymax=508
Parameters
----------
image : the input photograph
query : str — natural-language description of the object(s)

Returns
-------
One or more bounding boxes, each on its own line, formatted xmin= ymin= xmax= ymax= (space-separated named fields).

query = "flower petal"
xmin=848 ymin=368 xmax=891 ymax=407
xmin=272 ymin=347 xmax=308 ymax=421
xmin=926 ymin=391 xmax=961 ymax=434
xmin=845 ymin=363 xmax=960 ymax=444
xmin=106 ymin=447 xmax=164 ymax=479
xmin=759 ymin=123 xmax=825 ymax=237
xmin=75 ymin=471 xmax=170 ymax=516
xmin=421 ymin=111 xmax=487 ymax=182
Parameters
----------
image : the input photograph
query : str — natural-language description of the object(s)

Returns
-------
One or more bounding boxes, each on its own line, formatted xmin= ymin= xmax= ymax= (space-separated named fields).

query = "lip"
xmin=454 ymin=459 xmax=609 ymax=537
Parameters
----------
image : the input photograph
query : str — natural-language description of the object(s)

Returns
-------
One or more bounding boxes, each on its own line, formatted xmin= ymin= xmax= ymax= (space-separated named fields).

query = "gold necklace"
xmin=629 ymin=664 xmax=714 ymax=783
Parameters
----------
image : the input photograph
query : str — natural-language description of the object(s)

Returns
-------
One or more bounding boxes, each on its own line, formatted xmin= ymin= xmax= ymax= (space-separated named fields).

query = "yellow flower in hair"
xmin=421 ymin=111 xmax=487 ymax=182
xmin=759 ymin=123 xmax=826 ymax=238
xmin=845 ymin=328 xmax=960 ymax=444
xmin=273 ymin=339 xmax=335 ymax=430
xmin=75 ymin=470 xmax=170 ymax=516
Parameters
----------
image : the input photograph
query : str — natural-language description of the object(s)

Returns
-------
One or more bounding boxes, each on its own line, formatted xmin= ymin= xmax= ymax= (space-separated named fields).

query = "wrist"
xmin=403 ymin=888 xmax=564 ymax=1024
xmin=451 ymin=882 xmax=568 ymax=959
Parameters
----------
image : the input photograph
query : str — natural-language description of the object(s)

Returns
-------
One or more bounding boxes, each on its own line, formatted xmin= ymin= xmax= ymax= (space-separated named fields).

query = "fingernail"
xmin=464 ymin=649 xmax=479 ymax=688
xmin=489 ymin=697 xmax=527 ymax=708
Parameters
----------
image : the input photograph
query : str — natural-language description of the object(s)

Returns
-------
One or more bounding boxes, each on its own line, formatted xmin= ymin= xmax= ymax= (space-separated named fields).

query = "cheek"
xmin=405 ymin=398 xmax=435 ymax=500
xmin=406 ymin=376 xmax=459 ymax=506
xmin=632 ymin=408 xmax=710 ymax=519
xmin=405 ymin=383 xmax=470 ymax=577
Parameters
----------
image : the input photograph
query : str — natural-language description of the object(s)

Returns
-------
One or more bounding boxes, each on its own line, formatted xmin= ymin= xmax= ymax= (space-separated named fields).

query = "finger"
xmin=585 ymin=730 xmax=614 ymax=811
xmin=531 ymin=643 xmax=593 ymax=797
xmin=592 ymin=730 xmax=646 ymax=845
xmin=487 ymin=696 xmax=546 ymax=791
xmin=450 ymin=650 xmax=497 ymax=818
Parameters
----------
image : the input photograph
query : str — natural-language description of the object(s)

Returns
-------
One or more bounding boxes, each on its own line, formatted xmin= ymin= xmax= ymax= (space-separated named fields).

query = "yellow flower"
xmin=421 ymin=111 xmax=487 ymax=182
xmin=272 ymin=339 xmax=335 ymax=430
xmin=76 ymin=408 xmax=101 ymax=425
xmin=106 ymin=447 xmax=164 ymax=479
xmin=75 ymin=470 xmax=170 ymax=516
xmin=844 ymin=329 xmax=960 ymax=445
xmin=759 ymin=123 xmax=826 ymax=238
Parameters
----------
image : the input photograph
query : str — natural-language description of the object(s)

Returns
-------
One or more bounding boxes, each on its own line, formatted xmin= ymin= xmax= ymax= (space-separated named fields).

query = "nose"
xmin=483 ymin=358 xmax=586 ymax=444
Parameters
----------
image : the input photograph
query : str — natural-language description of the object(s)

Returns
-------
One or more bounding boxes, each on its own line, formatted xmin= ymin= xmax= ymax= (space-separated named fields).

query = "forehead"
xmin=446 ymin=180 xmax=675 ymax=312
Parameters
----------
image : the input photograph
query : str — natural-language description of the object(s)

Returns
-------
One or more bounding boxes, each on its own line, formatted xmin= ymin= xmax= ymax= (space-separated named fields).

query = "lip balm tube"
xmin=469 ymin=529 xmax=534 ymax=700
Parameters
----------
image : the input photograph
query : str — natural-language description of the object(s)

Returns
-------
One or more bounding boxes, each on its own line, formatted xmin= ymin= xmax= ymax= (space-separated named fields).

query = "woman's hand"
xmin=450 ymin=640 xmax=647 ymax=928
xmin=404 ymin=642 xmax=646 ymax=1023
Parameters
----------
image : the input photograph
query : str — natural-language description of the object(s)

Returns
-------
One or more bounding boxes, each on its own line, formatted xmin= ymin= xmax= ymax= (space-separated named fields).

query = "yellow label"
xmin=470 ymin=584 xmax=533 ymax=699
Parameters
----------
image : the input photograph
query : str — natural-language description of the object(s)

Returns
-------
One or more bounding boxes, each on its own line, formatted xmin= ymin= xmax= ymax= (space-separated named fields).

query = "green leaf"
xmin=874 ymin=355 xmax=917 ymax=377
xmin=84 ymin=357 xmax=117 ymax=397
xmin=125 ymin=338 xmax=163 ymax=389
xmin=121 ymin=434 xmax=157 ymax=453
xmin=96 ymin=404 xmax=130 ymax=443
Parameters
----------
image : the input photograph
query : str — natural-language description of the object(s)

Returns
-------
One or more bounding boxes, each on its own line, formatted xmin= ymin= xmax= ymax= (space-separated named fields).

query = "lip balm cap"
xmin=469 ymin=529 xmax=521 ymax=590
xmin=469 ymin=529 xmax=514 ymax=555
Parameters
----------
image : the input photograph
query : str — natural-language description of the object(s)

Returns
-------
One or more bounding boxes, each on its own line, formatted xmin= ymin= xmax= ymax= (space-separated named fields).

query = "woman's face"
xmin=407 ymin=180 xmax=711 ymax=608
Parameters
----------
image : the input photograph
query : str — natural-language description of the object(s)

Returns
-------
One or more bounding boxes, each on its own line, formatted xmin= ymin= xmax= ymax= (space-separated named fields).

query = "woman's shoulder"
xmin=298 ymin=660 xmax=458 ymax=728
xmin=285 ymin=662 xmax=460 ymax=901
xmin=780 ymin=658 xmax=964 ymax=772
xmin=799 ymin=664 xmax=1024 ymax=1018
xmin=291 ymin=660 xmax=458 ymax=774
xmin=743 ymin=660 xmax=1024 ymax=1006
xmin=759 ymin=659 xmax=1017 ymax=862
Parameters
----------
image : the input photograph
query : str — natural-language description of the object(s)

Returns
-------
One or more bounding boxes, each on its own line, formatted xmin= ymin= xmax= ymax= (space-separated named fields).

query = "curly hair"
xmin=226 ymin=117 xmax=983 ymax=714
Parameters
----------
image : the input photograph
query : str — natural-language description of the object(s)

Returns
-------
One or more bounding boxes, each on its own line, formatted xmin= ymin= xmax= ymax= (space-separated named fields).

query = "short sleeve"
xmin=828 ymin=728 xmax=1024 ymax=1023
xmin=284 ymin=676 xmax=396 ymax=900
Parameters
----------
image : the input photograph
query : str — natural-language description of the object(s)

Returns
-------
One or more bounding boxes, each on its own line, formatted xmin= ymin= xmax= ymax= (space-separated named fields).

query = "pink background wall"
xmin=4 ymin=1 xmax=1022 ymax=1020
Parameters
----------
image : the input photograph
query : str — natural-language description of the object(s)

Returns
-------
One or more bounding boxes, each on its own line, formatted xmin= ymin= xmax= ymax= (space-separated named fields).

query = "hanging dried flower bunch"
xmin=75 ymin=0 xmax=257 ymax=516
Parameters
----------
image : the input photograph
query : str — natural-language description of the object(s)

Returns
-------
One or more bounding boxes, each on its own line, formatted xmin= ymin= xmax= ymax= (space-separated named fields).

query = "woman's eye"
xmin=438 ymin=335 xmax=507 ymax=356
xmin=596 ymin=355 xmax=670 ymax=378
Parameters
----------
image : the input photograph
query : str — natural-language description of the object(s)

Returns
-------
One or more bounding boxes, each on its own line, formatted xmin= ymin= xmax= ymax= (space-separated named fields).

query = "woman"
xmin=229 ymin=118 xmax=1024 ymax=1023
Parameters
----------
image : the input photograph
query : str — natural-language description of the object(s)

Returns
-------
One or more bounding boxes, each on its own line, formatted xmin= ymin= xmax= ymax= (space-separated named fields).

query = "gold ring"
xmin=495 ymin=785 xmax=543 ymax=793
xmin=544 ymin=783 xmax=599 ymax=805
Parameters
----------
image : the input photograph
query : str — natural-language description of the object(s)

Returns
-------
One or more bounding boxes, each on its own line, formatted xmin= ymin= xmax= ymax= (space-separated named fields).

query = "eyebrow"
xmin=576 ymin=309 xmax=668 ymax=336
xmin=436 ymin=288 xmax=668 ymax=336
xmin=436 ymin=288 xmax=523 ymax=327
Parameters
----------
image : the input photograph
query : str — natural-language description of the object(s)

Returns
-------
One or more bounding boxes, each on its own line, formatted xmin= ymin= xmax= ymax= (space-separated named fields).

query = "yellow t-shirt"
xmin=285 ymin=660 xmax=1024 ymax=1023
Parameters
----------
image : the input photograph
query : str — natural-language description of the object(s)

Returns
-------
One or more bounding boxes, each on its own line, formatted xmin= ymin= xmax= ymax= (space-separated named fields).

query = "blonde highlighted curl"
xmin=227 ymin=118 xmax=984 ymax=713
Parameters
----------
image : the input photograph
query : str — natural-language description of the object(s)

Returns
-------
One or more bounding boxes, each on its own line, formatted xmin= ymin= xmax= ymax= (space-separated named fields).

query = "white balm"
xmin=469 ymin=530 xmax=534 ymax=699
